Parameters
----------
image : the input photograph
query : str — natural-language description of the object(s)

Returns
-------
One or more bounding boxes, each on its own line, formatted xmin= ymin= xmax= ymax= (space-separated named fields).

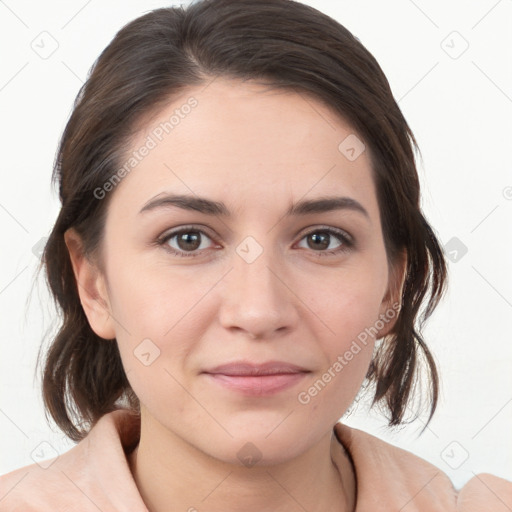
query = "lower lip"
xmin=204 ymin=372 xmax=308 ymax=396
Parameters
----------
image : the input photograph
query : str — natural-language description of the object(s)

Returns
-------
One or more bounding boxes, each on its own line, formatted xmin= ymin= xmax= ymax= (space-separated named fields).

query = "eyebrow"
xmin=139 ymin=193 xmax=370 ymax=220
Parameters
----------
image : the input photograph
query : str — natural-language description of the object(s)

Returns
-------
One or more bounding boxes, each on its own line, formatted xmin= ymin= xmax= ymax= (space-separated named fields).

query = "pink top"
xmin=1 ymin=408 xmax=510 ymax=511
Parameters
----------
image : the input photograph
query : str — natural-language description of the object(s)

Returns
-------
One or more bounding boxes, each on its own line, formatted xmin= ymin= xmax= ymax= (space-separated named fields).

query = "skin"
xmin=65 ymin=78 xmax=406 ymax=512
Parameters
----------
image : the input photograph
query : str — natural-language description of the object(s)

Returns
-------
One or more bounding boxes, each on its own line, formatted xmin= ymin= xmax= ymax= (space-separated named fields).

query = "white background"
xmin=0 ymin=0 xmax=511 ymax=491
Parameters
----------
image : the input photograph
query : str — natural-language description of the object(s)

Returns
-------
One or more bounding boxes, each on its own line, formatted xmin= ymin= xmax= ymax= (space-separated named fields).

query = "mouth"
xmin=202 ymin=361 xmax=311 ymax=396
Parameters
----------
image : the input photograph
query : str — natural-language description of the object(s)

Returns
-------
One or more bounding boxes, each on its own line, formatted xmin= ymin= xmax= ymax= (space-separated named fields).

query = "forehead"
xmin=108 ymin=78 xmax=378 ymax=220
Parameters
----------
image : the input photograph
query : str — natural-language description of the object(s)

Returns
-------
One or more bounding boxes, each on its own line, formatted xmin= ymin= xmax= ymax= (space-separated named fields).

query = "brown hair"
xmin=37 ymin=0 xmax=447 ymax=441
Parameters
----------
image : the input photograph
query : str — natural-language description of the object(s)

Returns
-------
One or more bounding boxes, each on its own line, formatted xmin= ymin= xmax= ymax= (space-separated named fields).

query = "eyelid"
xmin=158 ymin=223 xmax=217 ymax=239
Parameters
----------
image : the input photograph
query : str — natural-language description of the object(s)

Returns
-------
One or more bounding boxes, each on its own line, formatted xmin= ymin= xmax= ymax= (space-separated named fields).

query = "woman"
xmin=1 ymin=0 xmax=510 ymax=510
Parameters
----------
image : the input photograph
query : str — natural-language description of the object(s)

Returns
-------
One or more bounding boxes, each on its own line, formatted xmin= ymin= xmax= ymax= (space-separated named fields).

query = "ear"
xmin=64 ymin=227 xmax=116 ymax=340
xmin=376 ymin=249 xmax=407 ymax=339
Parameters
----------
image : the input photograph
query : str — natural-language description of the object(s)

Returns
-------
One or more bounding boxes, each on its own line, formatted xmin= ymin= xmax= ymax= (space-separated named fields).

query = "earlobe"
xmin=64 ymin=228 xmax=116 ymax=340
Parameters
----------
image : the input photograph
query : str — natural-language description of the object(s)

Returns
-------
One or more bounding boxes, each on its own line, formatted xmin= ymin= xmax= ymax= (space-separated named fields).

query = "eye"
xmin=156 ymin=225 xmax=354 ymax=259
xmin=158 ymin=227 xmax=217 ymax=258
xmin=296 ymin=227 xmax=353 ymax=256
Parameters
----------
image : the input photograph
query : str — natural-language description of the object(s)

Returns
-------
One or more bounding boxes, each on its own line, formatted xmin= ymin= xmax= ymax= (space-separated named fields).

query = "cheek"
xmin=309 ymin=259 xmax=388 ymax=349
xmin=297 ymin=256 xmax=387 ymax=405
xmin=297 ymin=291 xmax=379 ymax=424
xmin=106 ymin=253 xmax=213 ymax=340
xmin=105 ymin=260 xmax=216 ymax=403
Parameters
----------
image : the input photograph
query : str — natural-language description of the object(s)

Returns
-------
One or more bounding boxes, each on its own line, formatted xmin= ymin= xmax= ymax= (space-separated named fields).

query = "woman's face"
xmin=77 ymin=78 xmax=402 ymax=464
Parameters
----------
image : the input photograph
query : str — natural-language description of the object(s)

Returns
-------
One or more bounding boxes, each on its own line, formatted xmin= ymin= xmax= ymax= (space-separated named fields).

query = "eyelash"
xmin=156 ymin=225 xmax=354 ymax=259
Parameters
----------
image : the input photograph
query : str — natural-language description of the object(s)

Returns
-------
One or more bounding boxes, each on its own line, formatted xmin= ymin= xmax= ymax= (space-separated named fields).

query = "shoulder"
xmin=0 ymin=444 xmax=90 ymax=512
xmin=457 ymin=473 xmax=512 ymax=512
xmin=334 ymin=422 xmax=512 ymax=512
xmin=0 ymin=410 xmax=146 ymax=512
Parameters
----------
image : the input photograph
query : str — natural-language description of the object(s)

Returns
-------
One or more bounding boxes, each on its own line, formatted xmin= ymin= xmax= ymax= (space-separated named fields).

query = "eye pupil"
xmin=308 ymin=232 xmax=330 ymax=250
xmin=178 ymin=232 xmax=201 ymax=251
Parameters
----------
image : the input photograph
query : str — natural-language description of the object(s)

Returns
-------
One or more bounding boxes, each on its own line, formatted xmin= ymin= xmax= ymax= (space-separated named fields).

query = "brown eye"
xmin=296 ymin=228 xmax=353 ymax=256
xmin=159 ymin=228 xmax=216 ymax=257
xmin=306 ymin=232 xmax=333 ymax=250
xmin=175 ymin=231 xmax=202 ymax=251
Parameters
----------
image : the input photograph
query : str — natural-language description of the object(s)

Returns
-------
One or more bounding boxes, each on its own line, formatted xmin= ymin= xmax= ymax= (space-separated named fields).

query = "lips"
xmin=204 ymin=361 xmax=310 ymax=376
xmin=202 ymin=361 xmax=310 ymax=396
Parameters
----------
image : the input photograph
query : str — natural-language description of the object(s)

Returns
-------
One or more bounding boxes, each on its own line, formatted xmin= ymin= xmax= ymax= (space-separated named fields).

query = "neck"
xmin=128 ymin=414 xmax=355 ymax=512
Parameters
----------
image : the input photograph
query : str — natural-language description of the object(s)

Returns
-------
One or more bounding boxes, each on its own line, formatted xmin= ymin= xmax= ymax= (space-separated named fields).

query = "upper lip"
xmin=204 ymin=361 xmax=310 ymax=376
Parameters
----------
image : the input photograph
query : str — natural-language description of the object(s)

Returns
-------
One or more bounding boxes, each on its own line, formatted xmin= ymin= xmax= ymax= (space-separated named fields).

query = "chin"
xmin=197 ymin=416 xmax=318 ymax=467
xmin=203 ymin=435 xmax=308 ymax=468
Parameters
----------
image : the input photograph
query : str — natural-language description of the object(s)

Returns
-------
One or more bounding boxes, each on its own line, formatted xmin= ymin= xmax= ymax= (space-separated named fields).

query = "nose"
xmin=218 ymin=246 xmax=300 ymax=340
